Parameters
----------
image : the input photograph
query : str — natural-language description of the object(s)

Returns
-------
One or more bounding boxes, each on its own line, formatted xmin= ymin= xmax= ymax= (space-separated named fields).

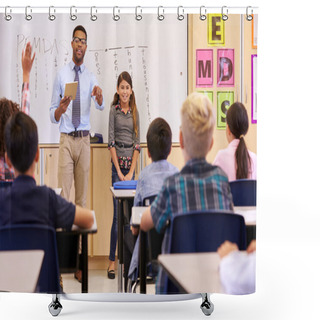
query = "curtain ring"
xmin=158 ymin=6 xmax=165 ymax=21
xmin=25 ymin=6 xmax=32 ymax=21
xmin=70 ymin=6 xmax=77 ymax=21
xmin=91 ymin=6 xmax=97 ymax=21
xmin=49 ymin=6 xmax=56 ymax=21
xmin=113 ymin=6 xmax=120 ymax=21
xmin=177 ymin=6 xmax=184 ymax=21
xmin=135 ymin=6 xmax=142 ymax=21
xmin=199 ymin=6 xmax=206 ymax=21
xmin=4 ymin=6 xmax=12 ymax=21
xmin=221 ymin=6 xmax=228 ymax=21
xmin=246 ymin=6 xmax=253 ymax=21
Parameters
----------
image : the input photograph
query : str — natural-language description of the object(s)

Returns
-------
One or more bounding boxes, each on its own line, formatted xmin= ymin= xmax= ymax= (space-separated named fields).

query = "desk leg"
xmin=81 ymin=234 xmax=88 ymax=293
xmin=139 ymin=230 xmax=147 ymax=294
xmin=117 ymin=199 xmax=124 ymax=293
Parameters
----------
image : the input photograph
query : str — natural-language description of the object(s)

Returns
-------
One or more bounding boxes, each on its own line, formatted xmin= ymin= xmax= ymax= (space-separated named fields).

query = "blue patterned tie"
xmin=72 ymin=65 xmax=81 ymax=129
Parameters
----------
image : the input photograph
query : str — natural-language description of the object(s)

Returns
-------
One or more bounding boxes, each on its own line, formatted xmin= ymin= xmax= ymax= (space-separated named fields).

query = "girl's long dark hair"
xmin=227 ymin=102 xmax=252 ymax=179
xmin=111 ymin=71 xmax=138 ymax=138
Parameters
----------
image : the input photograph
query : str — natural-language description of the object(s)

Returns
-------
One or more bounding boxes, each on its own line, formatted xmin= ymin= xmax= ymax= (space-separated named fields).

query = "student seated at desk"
xmin=218 ymin=240 xmax=256 ymax=295
xmin=213 ymin=102 xmax=257 ymax=181
xmin=125 ymin=118 xmax=179 ymax=287
xmin=140 ymin=92 xmax=234 ymax=294
xmin=0 ymin=112 xmax=93 ymax=230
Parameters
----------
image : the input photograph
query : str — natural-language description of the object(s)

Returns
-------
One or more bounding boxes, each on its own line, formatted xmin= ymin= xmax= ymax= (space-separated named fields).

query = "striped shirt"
xmin=150 ymin=158 xmax=234 ymax=294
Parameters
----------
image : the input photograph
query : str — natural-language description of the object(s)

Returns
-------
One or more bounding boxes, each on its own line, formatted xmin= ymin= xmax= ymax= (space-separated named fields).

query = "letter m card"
xmin=196 ymin=49 xmax=213 ymax=88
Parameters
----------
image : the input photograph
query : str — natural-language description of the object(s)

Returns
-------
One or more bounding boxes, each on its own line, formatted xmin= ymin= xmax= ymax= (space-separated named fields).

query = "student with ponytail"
xmin=213 ymin=102 xmax=257 ymax=181
xmin=107 ymin=71 xmax=140 ymax=279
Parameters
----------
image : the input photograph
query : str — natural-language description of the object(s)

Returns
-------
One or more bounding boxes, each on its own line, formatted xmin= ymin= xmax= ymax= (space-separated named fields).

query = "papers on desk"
xmin=71 ymin=210 xmax=97 ymax=232
xmin=234 ymin=206 xmax=256 ymax=225
xmin=131 ymin=206 xmax=146 ymax=225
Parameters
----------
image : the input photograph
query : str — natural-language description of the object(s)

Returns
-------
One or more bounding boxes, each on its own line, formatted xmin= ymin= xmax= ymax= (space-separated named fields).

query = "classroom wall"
xmin=187 ymin=14 xmax=257 ymax=164
xmin=139 ymin=14 xmax=257 ymax=171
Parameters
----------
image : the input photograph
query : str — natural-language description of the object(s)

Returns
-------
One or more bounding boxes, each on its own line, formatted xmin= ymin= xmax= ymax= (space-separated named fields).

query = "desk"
xmin=132 ymin=206 xmax=256 ymax=294
xmin=110 ymin=187 xmax=136 ymax=292
xmin=56 ymin=211 xmax=97 ymax=293
xmin=158 ymin=252 xmax=224 ymax=294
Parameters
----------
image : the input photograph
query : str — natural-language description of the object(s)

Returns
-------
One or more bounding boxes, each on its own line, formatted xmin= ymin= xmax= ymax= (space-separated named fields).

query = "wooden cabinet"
xmin=91 ymin=147 xmax=113 ymax=256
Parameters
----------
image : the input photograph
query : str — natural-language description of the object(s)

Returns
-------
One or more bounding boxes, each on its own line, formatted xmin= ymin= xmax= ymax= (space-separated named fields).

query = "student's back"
xmin=1 ymin=112 xmax=93 ymax=230
xmin=0 ymin=176 xmax=75 ymax=229
xmin=213 ymin=102 xmax=257 ymax=181
xmin=141 ymin=93 xmax=234 ymax=293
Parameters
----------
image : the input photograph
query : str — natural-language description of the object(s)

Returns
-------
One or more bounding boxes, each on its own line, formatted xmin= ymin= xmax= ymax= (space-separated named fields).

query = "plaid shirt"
xmin=150 ymin=158 xmax=234 ymax=294
xmin=0 ymin=83 xmax=30 ymax=181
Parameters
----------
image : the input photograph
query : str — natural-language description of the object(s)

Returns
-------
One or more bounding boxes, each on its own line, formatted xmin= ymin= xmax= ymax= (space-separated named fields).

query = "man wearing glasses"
xmin=50 ymin=25 xmax=104 ymax=225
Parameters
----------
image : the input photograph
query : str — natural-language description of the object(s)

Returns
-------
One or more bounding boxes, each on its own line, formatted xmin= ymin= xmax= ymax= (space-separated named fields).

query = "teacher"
xmin=50 ymin=25 xmax=104 ymax=208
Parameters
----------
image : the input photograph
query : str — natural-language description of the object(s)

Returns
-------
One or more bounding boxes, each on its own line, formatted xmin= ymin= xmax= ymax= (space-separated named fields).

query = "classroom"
xmin=0 ymin=8 xmax=257 ymax=304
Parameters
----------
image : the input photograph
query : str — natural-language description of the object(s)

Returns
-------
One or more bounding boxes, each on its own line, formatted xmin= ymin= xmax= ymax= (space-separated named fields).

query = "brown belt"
xmin=67 ymin=130 xmax=89 ymax=138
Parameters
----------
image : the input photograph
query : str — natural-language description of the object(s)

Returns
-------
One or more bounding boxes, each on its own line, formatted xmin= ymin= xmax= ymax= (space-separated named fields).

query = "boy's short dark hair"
xmin=147 ymin=117 xmax=172 ymax=161
xmin=73 ymin=25 xmax=87 ymax=39
xmin=4 ymin=112 xmax=38 ymax=174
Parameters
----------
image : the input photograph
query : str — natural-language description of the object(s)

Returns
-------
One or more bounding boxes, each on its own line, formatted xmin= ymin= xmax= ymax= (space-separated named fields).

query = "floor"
xmin=61 ymin=270 xmax=156 ymax=294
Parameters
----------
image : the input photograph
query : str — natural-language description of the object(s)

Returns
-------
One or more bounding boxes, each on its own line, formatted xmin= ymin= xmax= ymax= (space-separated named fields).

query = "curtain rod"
xmin=0 ymin=6 xmax=258 ymax=22
xmin=0 ymin=6 xmax=259 ymax=14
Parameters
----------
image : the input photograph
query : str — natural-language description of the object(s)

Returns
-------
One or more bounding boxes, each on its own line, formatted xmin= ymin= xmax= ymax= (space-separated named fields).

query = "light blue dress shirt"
xmin=50 ymin=61 xmax=104 ymax=132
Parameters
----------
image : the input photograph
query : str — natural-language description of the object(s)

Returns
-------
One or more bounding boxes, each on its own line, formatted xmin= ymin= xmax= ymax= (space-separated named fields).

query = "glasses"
xmin=73 ymin=37 xmax=87 ymax=45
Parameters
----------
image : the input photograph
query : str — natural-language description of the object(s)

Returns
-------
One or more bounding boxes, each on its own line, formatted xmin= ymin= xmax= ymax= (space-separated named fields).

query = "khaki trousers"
xmin=58 ymin=133 xmax=90 ymax=207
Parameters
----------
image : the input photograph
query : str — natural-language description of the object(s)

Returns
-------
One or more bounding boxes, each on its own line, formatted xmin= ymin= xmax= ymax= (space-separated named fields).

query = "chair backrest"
xmin=0 ymin=181 xmax=12 ymax=189
xmin=142 ymin=195 xmax=164 ymax=263
xmin=169 ymin=210 xmax=247 ymax=254
xmin=0 ymin=224 xmax=61 ymax=294
xmin=229 ymin=179 xmax=257 ymax=206
xmin=165 ymin=210 xmax=247 ymax=293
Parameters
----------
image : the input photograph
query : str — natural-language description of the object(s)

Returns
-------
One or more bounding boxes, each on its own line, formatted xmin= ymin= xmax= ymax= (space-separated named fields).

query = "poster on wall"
xmin=217 ymin=91 xmax=234 ymax=129
xmin=198 ymin=90 xmax=213 ymax=103
xmin=217 ymin=49 xmax=234 ymax=87
xmin=196 ymin=49 xmax=213 ymax=87
xmin=207 ymin=14 xmax=225 ymax=46
xmin=251 ymin=54 xmax=257 ymax=123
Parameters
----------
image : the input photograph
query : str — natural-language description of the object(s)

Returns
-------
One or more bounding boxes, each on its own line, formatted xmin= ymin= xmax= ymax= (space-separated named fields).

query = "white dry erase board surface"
xmin=0 ymin=13 xmax=187 ymax=143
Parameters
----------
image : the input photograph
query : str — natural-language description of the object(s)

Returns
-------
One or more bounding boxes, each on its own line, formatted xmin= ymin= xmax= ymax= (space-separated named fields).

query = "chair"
xmin=0 ymin=224 xmax=61 ymax=294
xmin=0 ymin=181 xmax=12 ymax=189
xmin=165 ymin=210 xmax=247 ymax=293
xmin=130 ymin=194 xmax=162 ymax=293
xmin=229 ymin=179 xmax=257 ymax=206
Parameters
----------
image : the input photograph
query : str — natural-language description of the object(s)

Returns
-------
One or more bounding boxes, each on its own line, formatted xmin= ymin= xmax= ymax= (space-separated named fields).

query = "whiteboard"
xmin=0 ymin=14 xmax=187 ymax=143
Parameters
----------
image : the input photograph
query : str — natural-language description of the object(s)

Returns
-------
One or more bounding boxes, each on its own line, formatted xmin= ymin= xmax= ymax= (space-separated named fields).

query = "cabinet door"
xmin=92 ymin=147 xmax=113 ymax=256
xmin=43 ymin=148 xmax=59 ymax=189
xmin=43 ymin=147 xmax=78 ymax=204
xmin=34 ymin=160 xmax=41 ymax=185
